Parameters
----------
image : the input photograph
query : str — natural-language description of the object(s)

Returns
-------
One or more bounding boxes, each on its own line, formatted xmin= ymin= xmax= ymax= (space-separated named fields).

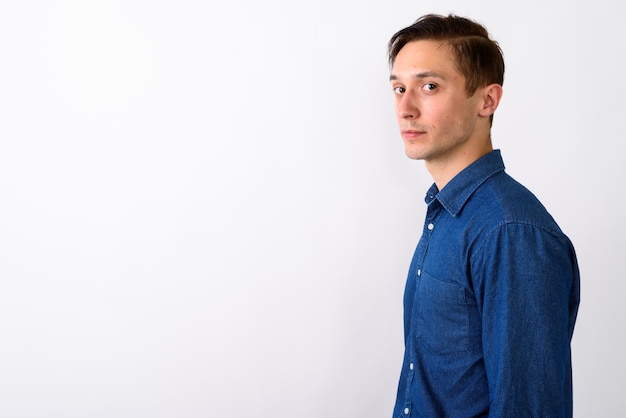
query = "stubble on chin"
xmin=404 ymin=145 xmax=427 ymax=161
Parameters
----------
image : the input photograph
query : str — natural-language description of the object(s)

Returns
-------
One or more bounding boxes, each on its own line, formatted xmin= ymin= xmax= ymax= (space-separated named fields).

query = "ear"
xmin=478 ymin=83 xmax=503 ymax=118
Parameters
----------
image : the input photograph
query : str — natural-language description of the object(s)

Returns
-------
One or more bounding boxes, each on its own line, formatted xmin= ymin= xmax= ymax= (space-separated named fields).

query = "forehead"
xmin=391 ymin=40 xmax=461 ymax=79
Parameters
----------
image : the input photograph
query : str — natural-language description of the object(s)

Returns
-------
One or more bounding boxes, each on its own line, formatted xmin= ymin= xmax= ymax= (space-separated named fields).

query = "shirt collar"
xmin=425 ymin=150 xmax=506 ymax=217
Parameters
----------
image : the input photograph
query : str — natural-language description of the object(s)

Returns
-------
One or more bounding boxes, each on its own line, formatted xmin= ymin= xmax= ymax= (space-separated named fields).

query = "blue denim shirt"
xmin=393 ymin=150 xmax=580 ymax=418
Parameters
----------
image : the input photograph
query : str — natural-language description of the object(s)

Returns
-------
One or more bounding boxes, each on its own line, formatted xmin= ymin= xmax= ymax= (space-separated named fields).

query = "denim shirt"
xmin=393 ymin=150 xmax=580 ymax=418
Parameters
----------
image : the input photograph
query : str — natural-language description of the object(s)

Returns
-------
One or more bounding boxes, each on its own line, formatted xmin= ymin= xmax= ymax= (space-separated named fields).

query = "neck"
xmin=426 ymin=140 xmax=493 ymax=191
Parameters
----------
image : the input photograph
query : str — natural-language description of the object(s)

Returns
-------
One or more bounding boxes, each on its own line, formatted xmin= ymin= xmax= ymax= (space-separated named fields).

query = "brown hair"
xmin=388 ymin=14 xmax=505 ymax=96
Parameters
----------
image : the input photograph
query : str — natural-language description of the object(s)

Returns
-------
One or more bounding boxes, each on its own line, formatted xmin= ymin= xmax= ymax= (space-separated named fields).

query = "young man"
xmin=388 ymin=14 xmax=580 ymax=417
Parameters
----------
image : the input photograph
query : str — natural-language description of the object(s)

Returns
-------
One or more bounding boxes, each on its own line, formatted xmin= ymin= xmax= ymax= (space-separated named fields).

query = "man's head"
xmin=388 ymin=14 xmax=504 ymax=97
xmin=388 ymin=15 xmax=504 ymax=181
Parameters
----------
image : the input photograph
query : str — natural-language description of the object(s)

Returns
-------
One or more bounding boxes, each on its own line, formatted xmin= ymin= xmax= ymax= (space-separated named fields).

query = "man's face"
xmin=390 ymin=40 xmax=485 ymax=163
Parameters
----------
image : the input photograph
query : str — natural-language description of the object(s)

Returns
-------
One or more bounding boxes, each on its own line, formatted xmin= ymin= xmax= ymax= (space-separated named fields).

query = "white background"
xmin=0 ymin=1 xmax=623 ymax=417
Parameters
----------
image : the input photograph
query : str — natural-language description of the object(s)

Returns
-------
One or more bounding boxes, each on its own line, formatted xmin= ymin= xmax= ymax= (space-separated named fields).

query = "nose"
xmin=397 ymin=93 xmax=418 ymax=119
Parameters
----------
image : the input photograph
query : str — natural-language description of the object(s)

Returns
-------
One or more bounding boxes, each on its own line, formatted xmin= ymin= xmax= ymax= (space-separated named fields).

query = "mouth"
xmin=401 ymin=129 xmax=426 ymax=140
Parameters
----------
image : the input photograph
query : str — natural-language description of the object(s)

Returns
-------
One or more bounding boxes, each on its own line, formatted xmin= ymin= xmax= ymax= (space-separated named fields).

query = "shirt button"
xmin=404 ymin=407 xmax=410 ymax=414
xmin=409 ymin=363 xmax=414 ymax=370
xmin=417 ymin=269 xmax=421 ymax=276
xmin=427 ymin=223 xmax=434 ymax=230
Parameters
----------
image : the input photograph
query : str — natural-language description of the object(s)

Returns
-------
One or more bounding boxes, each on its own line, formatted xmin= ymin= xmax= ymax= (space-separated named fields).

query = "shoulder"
xmin=471 ymin=171 xmax=563 ymax=234
xmin=460 ymin=171 xmax=576 ymax=265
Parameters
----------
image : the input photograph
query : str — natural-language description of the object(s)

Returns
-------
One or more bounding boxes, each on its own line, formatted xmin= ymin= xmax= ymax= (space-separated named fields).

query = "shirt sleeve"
xmin=472 ymin=222 xmax=580 ymax=417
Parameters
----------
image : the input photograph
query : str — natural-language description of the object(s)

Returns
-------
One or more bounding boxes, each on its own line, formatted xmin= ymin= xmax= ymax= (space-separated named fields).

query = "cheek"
xmin=441 ymin=102 xmax=473 ymax=130
xmin=424 ymin=103 xmax=450 ymax=129
xmin=393 ymin=100 xmax=403 ymax=118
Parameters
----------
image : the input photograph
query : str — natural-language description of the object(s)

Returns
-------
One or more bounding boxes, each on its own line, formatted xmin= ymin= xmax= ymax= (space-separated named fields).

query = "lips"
xmin=401 ymin=129 xmax=426 ymax=139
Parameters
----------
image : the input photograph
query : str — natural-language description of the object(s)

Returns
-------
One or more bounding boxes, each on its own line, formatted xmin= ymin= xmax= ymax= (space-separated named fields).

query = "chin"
xmin=404 ymin=147 xmax=426 ymax=161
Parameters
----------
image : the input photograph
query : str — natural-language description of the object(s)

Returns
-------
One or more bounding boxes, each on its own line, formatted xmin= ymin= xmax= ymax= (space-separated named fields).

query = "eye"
xmin=393 ymin=86 xmax=406 ymax=95
xmin=422 ymin=83 xmax=437 ymax=91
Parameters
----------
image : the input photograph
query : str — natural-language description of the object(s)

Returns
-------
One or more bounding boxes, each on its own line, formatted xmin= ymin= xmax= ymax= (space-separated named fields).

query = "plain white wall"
xmin=0 ymin=1 xmax=623 ymax=417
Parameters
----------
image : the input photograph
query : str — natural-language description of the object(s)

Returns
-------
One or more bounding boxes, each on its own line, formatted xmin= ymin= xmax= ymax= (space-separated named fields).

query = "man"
xmin=388 ymin=14 xmax=580 ymax=417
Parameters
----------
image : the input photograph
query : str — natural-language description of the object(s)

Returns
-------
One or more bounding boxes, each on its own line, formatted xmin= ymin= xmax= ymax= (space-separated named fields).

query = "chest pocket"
xmin=413 ymin=271 xmax=480 ymax=355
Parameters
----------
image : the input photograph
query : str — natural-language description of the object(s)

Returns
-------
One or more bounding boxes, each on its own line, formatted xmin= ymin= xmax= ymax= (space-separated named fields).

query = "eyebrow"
xmin=389 ymin=71 xmax=446 ymax=82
